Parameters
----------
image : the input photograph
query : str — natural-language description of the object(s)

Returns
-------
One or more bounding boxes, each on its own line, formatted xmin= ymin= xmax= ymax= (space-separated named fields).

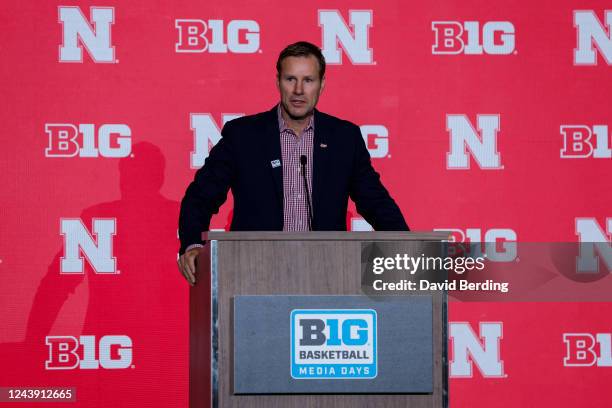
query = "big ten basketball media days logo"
xmin=564 ymin=333 xmax=612 ymax=367
xmin=575 ymin=218 xmax=612 ymax=273
xmin=432 ymin=21 xmax=516 ymax=55
xmin=175 ymin=19 xmax=260 ymax=53
xmin=60 ymin=218 xmax=118 ymax=274
xmin=319 ymin=10 xmax=374 ymax=64
xmin=435 ymin=228 xmax=518 ymax=262
xmin=46 ymin=335 xmax=133 ymax=370
xmin=291 ymin=310 xmax=377 ymax=379
xmin=58 ymin=6 xmax=116 ymax=63
xmin=449 ymin=322 xmax=505 ymax=378
xmin=574 ymin=10 xmax=612 ymax=65
xmin=446 ymin=114 xmax=503 ymax=170
xmin=560 ymin=125 xmax=612 ymax=159
xmin=190 ymin=113 xmax=389 ymax=167
xmin=45 ymin=123 xmax=132 ymax=158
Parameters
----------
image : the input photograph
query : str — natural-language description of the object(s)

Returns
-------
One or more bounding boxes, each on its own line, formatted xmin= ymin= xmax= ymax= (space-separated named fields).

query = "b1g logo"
xmin=574 ymin=11 xmax=612 ymax=65
xmin=435 ymin=228 xmax=517 ymax=262
xmin=351 ymin=217 xmax=373 ymax=231
xmin=560 ymin=125 xmax=612 ymax=159
xmin=46 ymin=335 xmax=132 ymax=370
xmin=45 ymin=123 xmax=132 ymax=158
xmin=564 ymin=333 xmax=612 ymax=367
xmin=432 ymin=21 xmax=515 ymax=55
xmin=446 ymin=114 xmax=503 ymax=169
xmin=58 ymin=6 xmax=116 ymax=63
xmin=175 ymin=19 xmax=260 ymax=53
xmin=190 ymin=114 xmax=388 ymax=168
xmin=361 ymin=125 xmax=388 ymax=158
xmin=319 ymin=10 xmax=374 ymax=64
xmin=291 ymin=309 xmax=377 ymax=379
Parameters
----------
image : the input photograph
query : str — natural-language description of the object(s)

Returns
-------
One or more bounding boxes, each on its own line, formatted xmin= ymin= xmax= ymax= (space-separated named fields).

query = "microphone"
xmin=300 ymin=155 xmax=313 ymax=231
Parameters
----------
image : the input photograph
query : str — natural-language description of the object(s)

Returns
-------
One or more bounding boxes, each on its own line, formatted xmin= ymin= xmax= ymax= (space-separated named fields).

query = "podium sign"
xmin=290 ymin=309 xmax=378 ymax=380
xmin=233 ymin=295 xmax=433 ymax=394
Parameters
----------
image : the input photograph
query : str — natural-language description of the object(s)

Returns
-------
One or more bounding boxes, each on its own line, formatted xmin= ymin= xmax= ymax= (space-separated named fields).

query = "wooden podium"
xmin=190 ymin=232 xmax=449 ymax=408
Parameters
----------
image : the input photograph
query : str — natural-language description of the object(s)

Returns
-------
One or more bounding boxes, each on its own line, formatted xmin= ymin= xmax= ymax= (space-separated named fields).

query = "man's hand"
xmin=177 ymin=247 xmax=200 ymax=286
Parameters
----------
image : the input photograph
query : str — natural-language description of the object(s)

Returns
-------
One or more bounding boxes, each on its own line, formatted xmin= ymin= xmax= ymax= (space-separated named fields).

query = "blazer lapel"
xmin=263 ymin=106 xmax=284 ymax=209
xmin=312 ymin=109 xmax=331 ymax=230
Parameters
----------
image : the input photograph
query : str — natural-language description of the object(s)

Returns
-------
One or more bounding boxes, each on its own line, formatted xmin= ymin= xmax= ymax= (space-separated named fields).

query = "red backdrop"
xmin=1 ymin=0 xmax=611 ymax=406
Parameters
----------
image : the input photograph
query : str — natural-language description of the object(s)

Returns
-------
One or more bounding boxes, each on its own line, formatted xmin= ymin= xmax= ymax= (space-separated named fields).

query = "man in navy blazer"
xmin=178 ymin=42 xmax=408 ymax=284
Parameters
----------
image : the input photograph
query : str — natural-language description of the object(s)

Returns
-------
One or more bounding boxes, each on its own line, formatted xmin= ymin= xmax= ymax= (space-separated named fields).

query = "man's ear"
xmin=276 ymin=75 xmax=280 ymax=91
xmin=320 ymin=76 xmax=325 ymax=93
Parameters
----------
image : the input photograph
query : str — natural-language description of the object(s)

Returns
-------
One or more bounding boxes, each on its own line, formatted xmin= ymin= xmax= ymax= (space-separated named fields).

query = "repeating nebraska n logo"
xmin=575 ymin=218 xmax=612 ymax=273
xmin=449 ymin=322 xmax=505 ymax=378
xmin=60 ymin=218 xmax=118 ymax=274
xmin=190 ymin=113 xmax=244 ymax=168
xmin=574 ymin=10 xmax=612 ymax=65
xmin=58 ymin=6 xmax=116 ymax=63
xmin=319 ymin=10 xmax=374 ymax=64
xmin=446 ymin=114 xmax=503 ymax=170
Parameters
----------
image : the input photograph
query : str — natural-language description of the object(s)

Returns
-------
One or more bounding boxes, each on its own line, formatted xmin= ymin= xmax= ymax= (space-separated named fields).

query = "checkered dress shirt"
xmin=185 ymin=106 xmax=315 ymax=252
xmin=277 ymin=104 xmax=314 ymax=231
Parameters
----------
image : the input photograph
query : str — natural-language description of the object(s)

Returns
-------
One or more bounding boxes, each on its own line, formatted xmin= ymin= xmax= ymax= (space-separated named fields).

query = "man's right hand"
xmin=177 ymin=247 xmax=201 ymax=286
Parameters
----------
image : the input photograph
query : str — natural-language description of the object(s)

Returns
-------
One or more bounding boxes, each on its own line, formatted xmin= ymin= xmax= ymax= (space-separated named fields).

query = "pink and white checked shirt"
xmin=185 ymin=105 xmax=315 ymax=252
xmin=277 ymin=104 xmax=314 ymax=231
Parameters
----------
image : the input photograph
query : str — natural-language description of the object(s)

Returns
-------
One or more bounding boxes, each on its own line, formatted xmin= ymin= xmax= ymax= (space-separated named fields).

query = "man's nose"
xmin=294 ymin=80 xmax=304 ymax=95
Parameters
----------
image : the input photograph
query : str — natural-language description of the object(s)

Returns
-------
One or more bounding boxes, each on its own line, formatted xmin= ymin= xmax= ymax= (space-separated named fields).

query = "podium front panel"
xmin=191 ymin=234 xmax=448 ymax=408
xmin=233 ymin=295 xmax=433 ymax=394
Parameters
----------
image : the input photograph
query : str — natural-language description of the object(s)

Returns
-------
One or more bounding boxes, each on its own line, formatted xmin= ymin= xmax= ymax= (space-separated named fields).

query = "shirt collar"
xmin=277 ymin=103 xmax=314 ymax=134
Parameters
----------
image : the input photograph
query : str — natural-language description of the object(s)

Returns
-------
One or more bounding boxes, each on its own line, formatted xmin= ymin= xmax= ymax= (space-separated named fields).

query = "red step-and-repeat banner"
xmin=1 ymin=0 xmax=611 ymax=406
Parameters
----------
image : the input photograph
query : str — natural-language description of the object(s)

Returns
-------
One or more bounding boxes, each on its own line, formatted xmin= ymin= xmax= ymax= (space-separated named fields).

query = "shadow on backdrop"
xmin=2 ymin=142 xmax=187 ymax=407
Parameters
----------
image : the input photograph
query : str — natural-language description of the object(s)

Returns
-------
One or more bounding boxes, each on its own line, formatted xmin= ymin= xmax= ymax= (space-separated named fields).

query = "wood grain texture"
xmin=191 ymin=234 xmax=447 ymax=408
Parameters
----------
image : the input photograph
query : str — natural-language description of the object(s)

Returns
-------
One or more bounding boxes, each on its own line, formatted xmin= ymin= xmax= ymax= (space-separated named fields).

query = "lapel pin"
xmin=271 ymin=159 xmax=281 ymax=168
xmin=320 ymin=143 xmax=327 ymax=148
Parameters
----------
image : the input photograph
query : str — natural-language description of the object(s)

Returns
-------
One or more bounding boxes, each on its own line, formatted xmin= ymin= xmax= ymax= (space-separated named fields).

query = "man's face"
xmin=277 ymin=55 xmax=325 ymax=120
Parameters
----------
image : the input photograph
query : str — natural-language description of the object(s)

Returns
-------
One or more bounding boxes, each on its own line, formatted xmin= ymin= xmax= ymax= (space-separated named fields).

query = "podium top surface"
xmin=202 ymin=231 xmax=449 ymax=241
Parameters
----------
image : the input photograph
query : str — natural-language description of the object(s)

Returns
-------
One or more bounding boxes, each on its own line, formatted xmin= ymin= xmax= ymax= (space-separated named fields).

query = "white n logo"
xmin=190 ymin=113 xmax=243 ymax=168
xmin=319 ymin=10 xmax=374 ymax=64
xmin=575 ymin=218 xmax=612 ymax=272
xmin=60 ymin=218 xmax=117 ymax=274
xmin=58 ymin=6 xmax=115 ymax=63
xmin=574 ymin=10 xmax=612 ymax=65
xmin=450 ymin=322 xmax=505 ymax=378
xmin=447 ymin=114 xmax=502 ymax=169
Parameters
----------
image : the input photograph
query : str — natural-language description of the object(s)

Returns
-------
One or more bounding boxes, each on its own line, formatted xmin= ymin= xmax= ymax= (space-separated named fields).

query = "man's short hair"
xmin=276 ymin=41 xmax=326 ymax=80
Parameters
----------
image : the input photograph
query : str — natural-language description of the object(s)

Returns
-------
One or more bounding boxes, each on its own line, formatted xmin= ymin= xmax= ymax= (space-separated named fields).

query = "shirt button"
xmin=297 ymin=194 xmax=302 ymax=199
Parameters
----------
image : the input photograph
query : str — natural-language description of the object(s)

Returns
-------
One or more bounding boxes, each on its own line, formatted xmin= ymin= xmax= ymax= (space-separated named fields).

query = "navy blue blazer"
xmin=179 ymin=106 xmax=408 ymax=254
